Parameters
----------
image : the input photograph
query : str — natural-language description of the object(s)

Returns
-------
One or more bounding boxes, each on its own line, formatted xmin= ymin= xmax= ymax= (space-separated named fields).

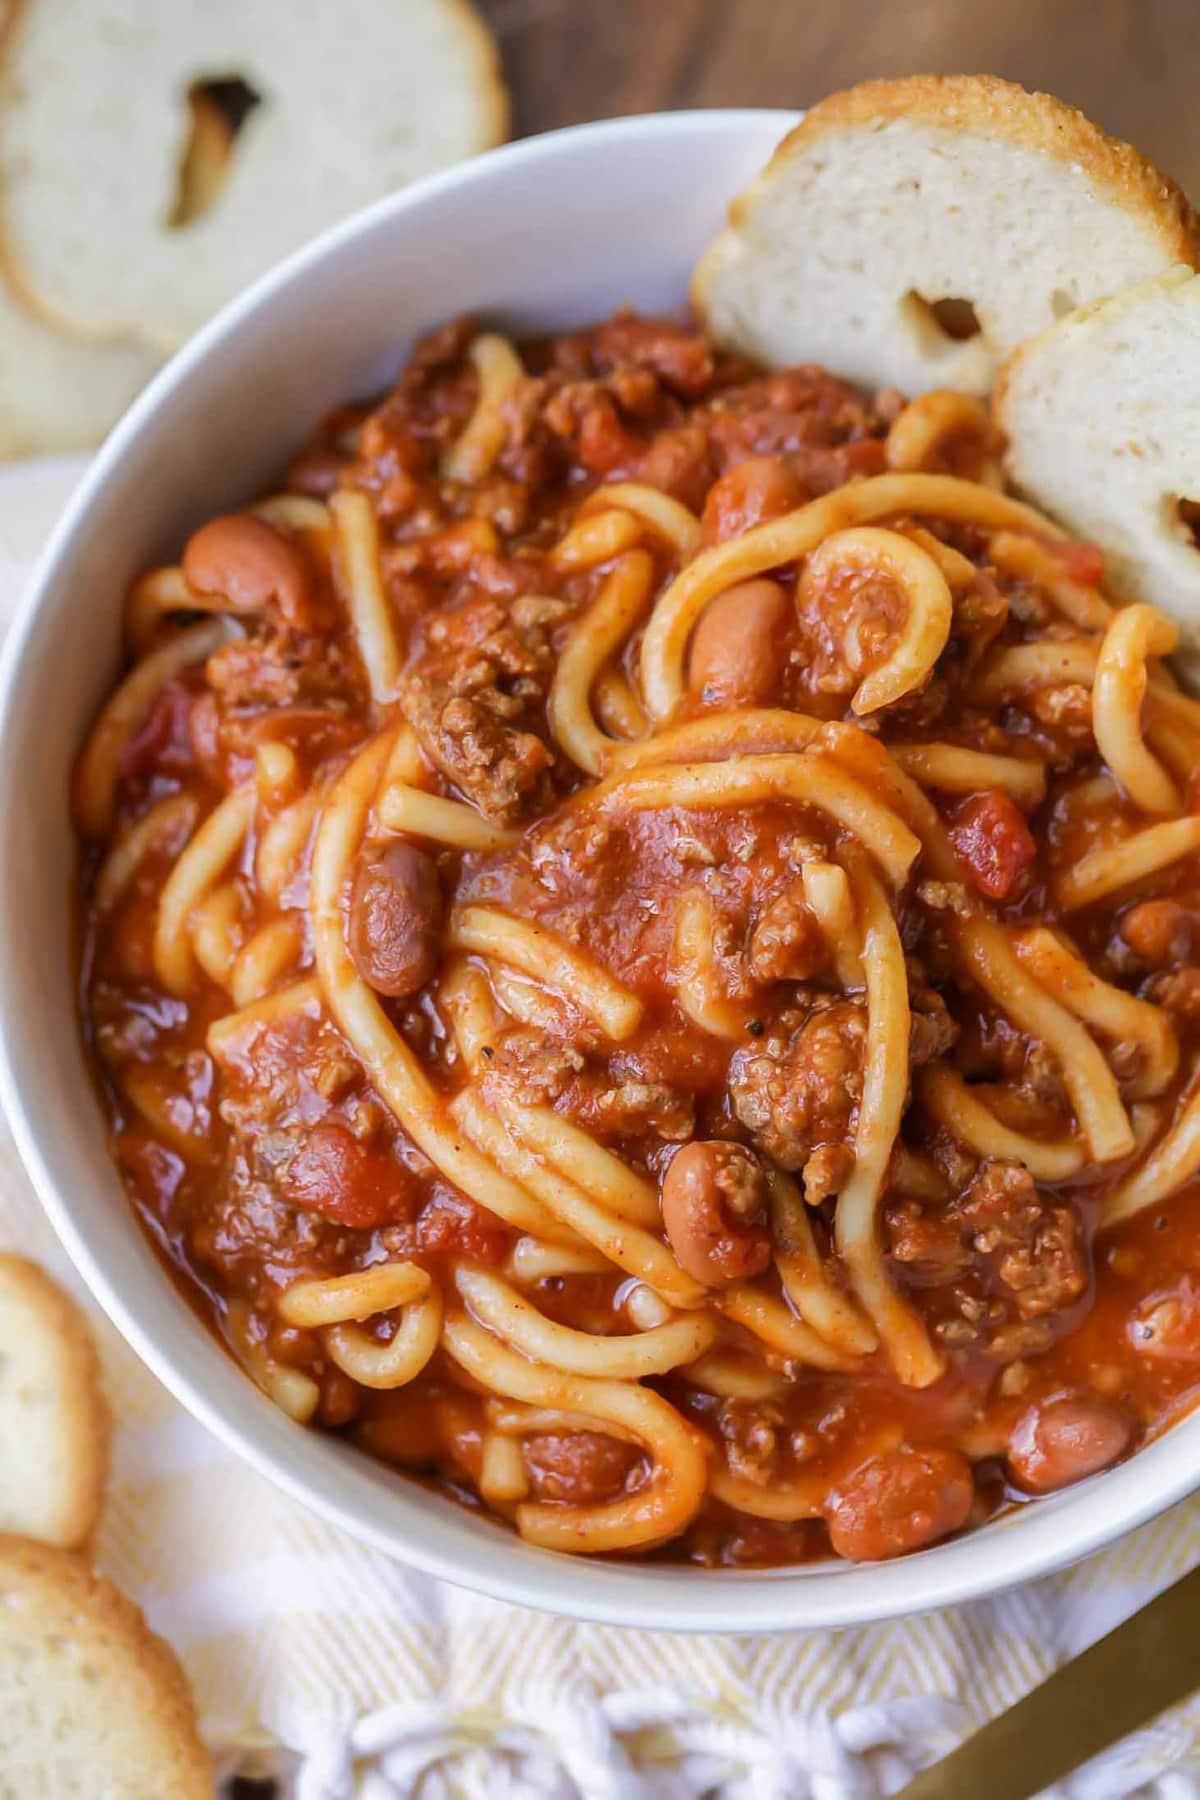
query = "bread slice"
xmin=996 ymin=266 xmax=1200 ymax=644
xmin=0 ymin=0 xmax=507 ymax=354
xmin=0 ymin=1257 xmax=108 ymax=1549
xmin=0 ymin=1537 xmax=210 ymax=1797
xmin=694 ymin=75 xmax=1198 ymax=397
xmin=0 ymin=277 xmax=158 ymax=457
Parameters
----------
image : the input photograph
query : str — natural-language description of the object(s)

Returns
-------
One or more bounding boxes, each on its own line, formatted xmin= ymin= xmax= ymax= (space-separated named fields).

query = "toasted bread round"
xmin=694 ymin=75 xmax=1198 ymax=397
xmin=0 ymin=1537 xmax=210 ymax=1797
xmin=996 ymin=266 xmax=1200 ymax=657
xmin=0 ymin=0 xmax=507 ymax=353
xmin=0 ymin=1256 xmax=108 ymax=1549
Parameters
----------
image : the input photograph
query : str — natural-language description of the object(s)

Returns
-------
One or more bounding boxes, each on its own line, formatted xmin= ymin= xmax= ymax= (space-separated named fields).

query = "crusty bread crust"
xmin=0 ymin=1255 xmax=109 ymax=1549
xmin=442 ymin=0 xmax=511 ymax=152
xmin=690 ymin=74 xmax=1200 ymax=397
xmin=0 ymin=1536 xmax=211 ymax=1797
xmin=739 ymin=75 xmax=1198 ymax=263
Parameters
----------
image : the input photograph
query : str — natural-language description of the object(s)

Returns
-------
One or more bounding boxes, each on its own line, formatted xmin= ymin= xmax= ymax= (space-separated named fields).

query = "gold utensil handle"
xmin=897 ymin=1562 xmax=1200 ymax=1800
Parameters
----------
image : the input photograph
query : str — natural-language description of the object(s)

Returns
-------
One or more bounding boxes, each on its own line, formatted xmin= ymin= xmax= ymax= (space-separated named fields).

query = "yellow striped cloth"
xmin=3 ymin=464 xmax=1200 ymax=1798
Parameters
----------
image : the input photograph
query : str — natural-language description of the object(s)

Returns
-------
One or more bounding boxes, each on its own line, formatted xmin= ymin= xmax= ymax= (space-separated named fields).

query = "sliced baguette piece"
xmin=694 ymin=75 xmax=1198 ymax=398
xmin=0 ymin=1537 xmax=210 ymax=1798
xmin=996 ymin=266 xmax=1200 ymax=651
xmin=0 ymin=0 xmax=507 ymax=354
xmin=0 ymin=1256 xmax=108 ymax=1548
xmin=0 ymin=278 xmax=158 ymax=457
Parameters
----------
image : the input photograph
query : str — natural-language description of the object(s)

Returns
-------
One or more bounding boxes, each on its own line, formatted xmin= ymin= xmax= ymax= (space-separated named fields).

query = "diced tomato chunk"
xmin=282 ymin=1120 xmax=413 ymax=1229
xmin=840 ymin=436 xmax=889 ymax=481
xmin=948 ymin=790 xmax=1037 ymax=900
xmin=1046 ymin=537 xmax=1105 ymax=587
xmin=417 ymin=1191 xmax=508 ymax=1263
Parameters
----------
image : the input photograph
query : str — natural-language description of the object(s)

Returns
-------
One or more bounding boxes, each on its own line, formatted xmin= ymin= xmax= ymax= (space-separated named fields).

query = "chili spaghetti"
xmin=75 ymin=311 xmax=1200 ymax=1567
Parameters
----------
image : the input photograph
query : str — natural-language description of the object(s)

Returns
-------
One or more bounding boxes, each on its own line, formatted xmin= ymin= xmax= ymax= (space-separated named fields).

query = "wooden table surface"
xmin=477 ymin=0 xmax=1200 ymax=196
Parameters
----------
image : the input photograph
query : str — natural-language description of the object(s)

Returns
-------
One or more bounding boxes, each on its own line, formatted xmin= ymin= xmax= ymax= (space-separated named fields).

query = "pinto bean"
xmin=1120 ymin=899 xmax=1195 ymax=967
xmin=701 ymin=454 xmax=803 ymax=543
xmin=688 ymin=579 xmax=791 ymax=707
xmin=349 ymin=843 xmax=442 ymax=997
xmin=660 ymin=1141 xmax=771 ymax=1286
xmin=825 ymin=1448 xmax=973 ymax=1561
xmin=522 ymin=1431 xmax=641 ymax=1504
xmin=317 ymin=1367 xmax=361 ymax=1429
xmin=1007 ymin=1392 xmax=1135 ymax=1494
xmin=183 ymin=512 xmax=314 ymax=626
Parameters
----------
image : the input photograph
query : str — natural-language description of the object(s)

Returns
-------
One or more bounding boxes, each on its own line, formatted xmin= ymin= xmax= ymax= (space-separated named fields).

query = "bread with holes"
xmin=693 ymin=75 xmax=1198 ymax=398
xmin=0 ymin=1537 xmax=210 ymax=1797
xmin=0 ymin=1256 xmax=108 ymax=1548
xmin=0 ymin=0 xmax=507 ymax=354
xmin=996 ymin=266 xmax=1200 ymax=645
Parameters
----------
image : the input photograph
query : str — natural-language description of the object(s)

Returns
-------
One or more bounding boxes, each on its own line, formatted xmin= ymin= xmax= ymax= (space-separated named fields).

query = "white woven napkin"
xmin=3 ymin=462 xmax=1200 ymax=1800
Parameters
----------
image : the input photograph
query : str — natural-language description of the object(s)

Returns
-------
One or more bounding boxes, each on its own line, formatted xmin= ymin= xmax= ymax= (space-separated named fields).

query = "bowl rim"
xmin=1 ymin=106 xmax=1197 ymax=1634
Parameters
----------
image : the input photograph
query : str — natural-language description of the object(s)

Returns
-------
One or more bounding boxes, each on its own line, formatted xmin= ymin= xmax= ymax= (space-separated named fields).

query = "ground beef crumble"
xmin=729 ymin=999 xmax=866 ymax=1170
xmin=398 ymin=592 xmax=567 ymax=823
xmin=886 ymin=1160 xmax=1088 ymax=1353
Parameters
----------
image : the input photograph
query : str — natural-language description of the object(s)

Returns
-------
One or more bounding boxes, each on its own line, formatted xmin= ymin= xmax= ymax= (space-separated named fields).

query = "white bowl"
xmin=0 ymin=110 xmax=1192 ymax=1632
